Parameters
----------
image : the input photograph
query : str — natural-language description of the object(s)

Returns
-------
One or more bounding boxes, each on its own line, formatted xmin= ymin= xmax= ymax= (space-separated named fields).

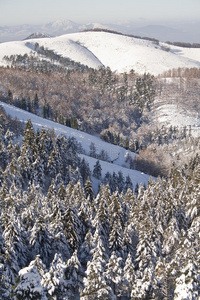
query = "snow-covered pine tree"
xmin=109 ymin=216 xmax=124 ymax=257
xmin=84 ymin=177 xmax=94 ymax=203
xmin=104 ymin=251 xmax=125 ymax=298
xmin=132 ymin=232 xmax=157 ymax=299
xmin=123 ymin=252 xmax=135 ymax=298
xmin=13 ymin=258 xmax=47 ymax=300
xmin=89 ymin=142 xmax=97 ymax=158
xmin=93 ymin=191 xmax=110 ymax=245
xmin=62 ymin=206 xmax=82 ymax=253
xmin=79 ymin=158 xmax=91 ymax=185
xmin=93 ymin=159 xmax=102 ymax=180
xmin=174 ymin=261 xmax=200 ymax=300
xmin=47 ymin=145 xmax=62 ymax=179
xmin=2 ymin=213 xmax=28 ymax=273
xmin=41 ymin=253 xmax=68 ymax=299
xmin=29 ymin=221 xmax=53 ymax=267
xmin=32 ymin=156 xmax=45 ymax=190
xmin=81 ymin=235 xmax=115 ymax=300
xmin=78 ymin=229 xmax=94 ymax=266
xmin=0 ymin=222 xmax=12 ymax=299
xmin=65 ymin=250 xmax=84 ymax=299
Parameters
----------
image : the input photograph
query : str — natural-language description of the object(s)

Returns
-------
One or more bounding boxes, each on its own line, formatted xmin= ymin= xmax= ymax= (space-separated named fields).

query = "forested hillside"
xmin=0 ymin=35 xmax=200 ymax=298
xmin=0 ymin=111 xmax=200 ymax=299
xmin=1 ymin=59 xmax=200 ymax=177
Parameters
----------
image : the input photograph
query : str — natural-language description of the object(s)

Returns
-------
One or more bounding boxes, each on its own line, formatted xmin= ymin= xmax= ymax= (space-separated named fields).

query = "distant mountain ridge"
xmin=132 ymin=25 xmax=189 ymax=43
xmin=0 ymin=19 xmax=200 ymax=43
xmin=0 ymin=19 xmax=110 ymax=42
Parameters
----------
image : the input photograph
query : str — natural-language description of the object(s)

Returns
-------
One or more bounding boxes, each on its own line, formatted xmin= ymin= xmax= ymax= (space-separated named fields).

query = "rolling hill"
xmin=0 ymin=31 xmax=200 ymax=75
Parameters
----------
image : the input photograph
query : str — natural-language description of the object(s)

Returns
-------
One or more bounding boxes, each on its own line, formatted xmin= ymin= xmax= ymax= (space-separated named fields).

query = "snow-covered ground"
xmin=0 ymin=101 xmax=152 ymax=192
xmin=0 ymin=31 xmax=200 ymax=75
xmin=153 ymin=103 xmax=200 ymax=137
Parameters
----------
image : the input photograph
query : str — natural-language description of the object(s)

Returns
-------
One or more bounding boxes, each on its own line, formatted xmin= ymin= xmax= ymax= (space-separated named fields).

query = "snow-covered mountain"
xmin=24 ymin=32 xmax=52 ymax=40
xmin=0 ymin=31 xmax=200 ymax=75
xmin=0 ymin=19 xmax=109 ymax=43
xmin=1 ymin=19 xmax=200 ymax=43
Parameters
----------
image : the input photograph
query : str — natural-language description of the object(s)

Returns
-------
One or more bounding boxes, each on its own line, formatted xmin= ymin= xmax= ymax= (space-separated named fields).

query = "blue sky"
xmin=0 ymin=0 xmax=199 ymax=26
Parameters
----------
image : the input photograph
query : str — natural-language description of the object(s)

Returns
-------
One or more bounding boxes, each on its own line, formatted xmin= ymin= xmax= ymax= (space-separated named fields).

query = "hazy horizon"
xmin=0 ymin=0 xmax=199 ymax=27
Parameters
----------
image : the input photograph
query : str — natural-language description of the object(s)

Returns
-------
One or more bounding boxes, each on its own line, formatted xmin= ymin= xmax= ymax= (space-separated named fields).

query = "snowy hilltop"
xmin=0 ymin=31 xmax=200 ymax=75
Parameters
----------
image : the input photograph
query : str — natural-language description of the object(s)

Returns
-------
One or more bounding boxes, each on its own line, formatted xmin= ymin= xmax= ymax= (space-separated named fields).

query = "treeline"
xmin=160 ymin=66 xmax=200 ymax=78
xmin=81 ymin=28 xmax=160 ymax=44
xmin=0 ymin=120 xmax=200 ymax=299
xmin=166 ymin=41 xmax=200 ymax=48
xmin=101 ymin=124 xmax=190 ymax=152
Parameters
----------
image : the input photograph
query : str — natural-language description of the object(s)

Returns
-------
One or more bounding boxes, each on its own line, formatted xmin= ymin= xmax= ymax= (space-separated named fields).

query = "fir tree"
xmin=125 ymin=175 xmax=133 ymax=191
xmin=42 ymin=253 xmax=68 ymax=299
xmin=29 ymin=221 xmax=53 ymax=267
xmin=13 ymin=259 xmax=47 ymax=300
xmin=79 ymin=158 xmax=91 ymax=185
xmin=93 ymin=160 xmax=102 ymax=180
xmin=62 ymin=206 xmax=82 ymax=252
xmin=104 ymin=251 xmax=125 ymax=297
xmin=84 ymin=177 xmax=94 ymax=202
xmin=65 ymin=250 xmax=84 ymax=299
xmin=123 ymin=252 xmax=135 ymax=298
xmin=117 ymin=171 xmax=125 ymax=193
xmin=81 ymin=236 xmax=115 ymax=300
xmin=89 ymin=142 xmax=97 ymax=158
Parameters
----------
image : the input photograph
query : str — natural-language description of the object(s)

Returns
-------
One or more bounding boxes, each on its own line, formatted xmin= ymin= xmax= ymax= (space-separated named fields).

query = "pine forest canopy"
xmin=0 ymin=117 xmax=200 ymax=299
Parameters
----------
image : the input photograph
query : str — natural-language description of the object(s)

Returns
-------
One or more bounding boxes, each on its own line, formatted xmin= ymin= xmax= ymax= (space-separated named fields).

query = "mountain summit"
xmin=24 ymin=32 xmax=51 ymax=40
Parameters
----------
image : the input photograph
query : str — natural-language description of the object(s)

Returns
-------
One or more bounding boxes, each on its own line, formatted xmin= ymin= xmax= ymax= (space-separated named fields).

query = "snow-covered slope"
xmin=0 ymin=101 xmax=152 ymax=192
xmin=0 ymin=31 xmax=200 ymax=75
xmin=153 ymin=103 xmax=200 ymax=137
xmin=0 ymin=37 xmax=103 ymax=70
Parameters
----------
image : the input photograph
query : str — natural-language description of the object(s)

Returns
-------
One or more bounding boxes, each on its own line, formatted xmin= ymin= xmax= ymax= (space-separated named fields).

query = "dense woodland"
xmin=0 ymin=48 xmax=200 ymax=299
xmin=0 ymin=116 xmax=200 ymax=299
